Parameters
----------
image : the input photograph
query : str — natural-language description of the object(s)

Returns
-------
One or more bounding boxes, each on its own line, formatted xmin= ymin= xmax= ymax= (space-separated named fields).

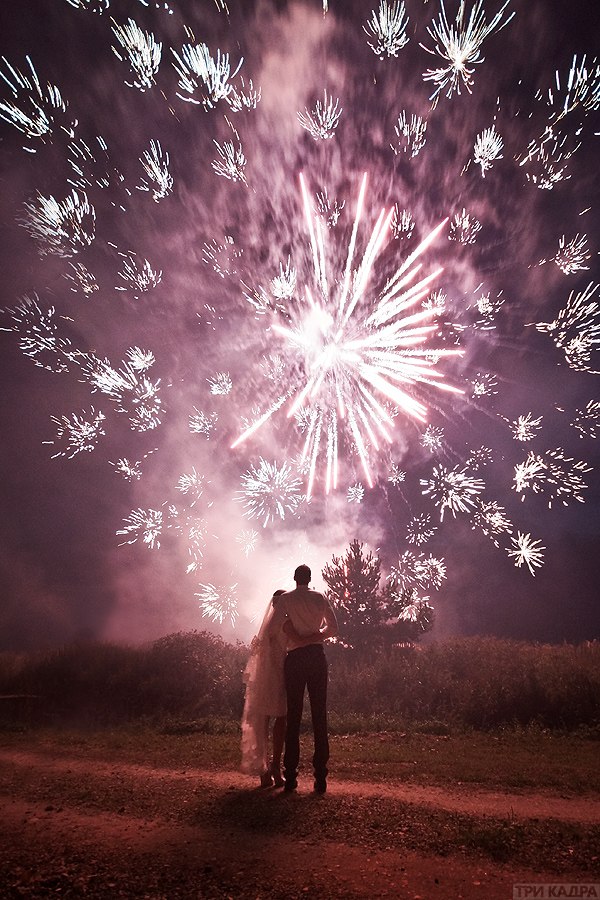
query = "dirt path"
xmin=1 ymin=748 xmax=599 ymax=898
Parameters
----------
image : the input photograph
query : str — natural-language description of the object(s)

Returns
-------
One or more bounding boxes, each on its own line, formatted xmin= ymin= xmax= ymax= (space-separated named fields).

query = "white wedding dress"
xmin=240 ymin=597 xmax=287 ymax=775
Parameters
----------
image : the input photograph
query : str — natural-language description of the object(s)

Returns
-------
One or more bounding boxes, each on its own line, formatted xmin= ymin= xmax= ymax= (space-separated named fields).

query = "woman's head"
xmin=272 ymin=588 xmax=286 ymax=606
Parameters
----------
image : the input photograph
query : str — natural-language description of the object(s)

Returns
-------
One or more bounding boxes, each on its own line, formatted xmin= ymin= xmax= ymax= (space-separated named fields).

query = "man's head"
xmin=293 ymin=564 xmax=311 ymax=585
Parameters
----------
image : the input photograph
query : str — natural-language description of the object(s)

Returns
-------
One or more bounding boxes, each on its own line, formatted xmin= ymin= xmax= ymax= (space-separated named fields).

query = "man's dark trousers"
xmin=283 ymin=644 xmax=329 ymax=786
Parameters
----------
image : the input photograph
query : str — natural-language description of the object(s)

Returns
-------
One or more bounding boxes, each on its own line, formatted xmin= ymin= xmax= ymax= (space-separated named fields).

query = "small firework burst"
xmin=116 ymin=253 xmax=162 ymax=293
xmin=448 ymin=208 xmax=482 ymax=244
xmin=421 ymin=463 xmax=485 ymax=520
xmin=0 ymin=55 xmax=70 ymax=148
xmin=507 ymin=412 xmax=543 ymax=442
xmin=110 ymin=457 xmax=143 ymax=481
xmin=388 ymin=463 xmax=406 ymax=486
xmin=364 ymin=1 xmax=410 ymax=59
xmin=237 ymin=458 xmax=303 ymax=527
xmin=315 ymin=189 xmax=345 ymax=227
xmin=465 ymin=445 xmax=493 ymax=470
xmin=513 ymin=447 xmax=591 ymax=508
xmin=1 ymin=294 xmax=74 ymax=372
xmin=270 ymin=258 xmax=297 ymax=301
xmin=67 ymin=135 xmax=124 ymax=192
xmin=406 ymin=513 xmax=437 ymax=545
xmin=111 ymin=18 xmax=162 ymax=91
xmin=347 ymin=483 xmax=365 ymax=503
xmin=201 ymin=235 xmax=242 ymax=278
xmin=470 ymin=498 xmax=512 ymax=546
xmin=117 ymin=507 xmax=163 ymax=549
xmin=506 ymin=531 xmax=545 ymax=576
xmin=391 ymin=110 xmax=427 ymax=157
xmin=64 ymin=262 xmax=99 ymax=297
xmin=212 ymin=135 xmax=247 ymax=183
xmin=207 ymin=371 xmax=233 ymax=395
xmin=420 ymin=0 xmax=515 ymax=104
xmin=398 ymin=594 xmax=434 ymax=624
xmin=189 ymin=408 xmax=218 ymax=438
xmin=473 ymin=125 xmax=503 ymax=176
xmin=421 ymin=424 xmax=444 ymax=453
xmin=552 ymin=234 xmax=591 ymax=275
xmin=45 ymin=407 xmax=106 ymax=459
xmin=21 ymin=190 xmax=96 ymax=257
xmin=519 ymin=128 xmax=580 ymax=190
xmin=470 ymin=371 xmax=498 ymax=399
xmin=547 ymin=53 xmax=600 ymax=122
xmin=196 ymin=582 xmax=239 ymax=627
xmin=570 ymin=400 xmax=600 ymax=440
xmin=534 ymin=282 xmax=600 ymax=374
xmin=137 ymin=139 xmax=173 ymax=201
xmin=390 ymin=206 xmax=415 ymax=240
xmin=261 ymin=354 xmax=286 ymax=382
xmin=78 ymin=349 xmax=163 ymax=432
xmin=236 ymin=529 xmax=259 ymax=557
xmin=388 ymin=549 xmax=446 ymax=592
xmin=471 ymin=289 xmax=504 ymax=329
xmin=422 ymin=290 xmax=447 ymax=314
xmin=297 ymin=90 xmax=342 ymax=141
xmin=227 ymin=76 xmax=261 ymax=112
xmin=176 ymin=467 xmax=206 ymax=505
xmin=172 ymin=43 xmax=243 ymax=107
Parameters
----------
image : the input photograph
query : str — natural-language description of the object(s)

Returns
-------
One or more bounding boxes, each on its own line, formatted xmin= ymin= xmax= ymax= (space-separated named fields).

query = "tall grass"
xmin=0 ymin=633 xmax=598 ymax=731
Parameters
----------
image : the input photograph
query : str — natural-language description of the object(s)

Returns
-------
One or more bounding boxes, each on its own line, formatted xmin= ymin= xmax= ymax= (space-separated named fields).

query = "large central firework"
xmin=233 ymin=173 xmax=463 ymax=496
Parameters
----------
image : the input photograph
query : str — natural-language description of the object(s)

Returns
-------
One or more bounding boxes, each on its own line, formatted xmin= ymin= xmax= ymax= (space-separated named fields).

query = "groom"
xmin=268 ymin=564 xmax=338 ymax=793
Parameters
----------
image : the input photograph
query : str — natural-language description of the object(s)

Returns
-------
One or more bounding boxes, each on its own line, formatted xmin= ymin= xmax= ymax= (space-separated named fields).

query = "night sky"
xmin=0 ymin=0 xmax=598 ymax=651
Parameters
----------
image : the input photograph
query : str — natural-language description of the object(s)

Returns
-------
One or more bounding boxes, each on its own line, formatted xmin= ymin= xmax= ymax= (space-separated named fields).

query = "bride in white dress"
xmin=241 ymin=590 xmax=288 ymax=787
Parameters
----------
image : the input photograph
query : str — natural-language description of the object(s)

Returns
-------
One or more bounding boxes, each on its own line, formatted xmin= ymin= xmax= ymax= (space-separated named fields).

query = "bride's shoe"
xmin=271 ymin=766 xmax=284 ymax=788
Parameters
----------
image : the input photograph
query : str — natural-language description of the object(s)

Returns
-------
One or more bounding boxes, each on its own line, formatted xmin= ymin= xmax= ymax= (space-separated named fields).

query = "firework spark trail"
xmin=421 ymin=464 xmax=485 ymax=520
xmin=176 ymin=467 xmax=206 ymax=505
xmin=117 ymin=507 xmax=163 ymax=548
xmin=519 ymin=128 xmax=581 ymax=190
xmin=506 ymin=531 xmax=545 ymax=576
xmin=110 ymin=457 xmax=143 ymax=480
xmin=137 ymin=139 xmax=173 ymax=201
xmin=390 ymin=206 xmax=415 ymax=240
xmin=388 ymin=549 xmax=446 ymax=592
xmin=448 ymin=208 xmax=482 ymax=244
xmin=172 ymin=43 xmax=242 ymax=107
xmin=470 ymin=289 xmax=504 ymax=330
xmin=227 ymin=77 xmax=261 ymax=112
xmin=422 ymin=290 xmax=447 ymax=314
xmin=547 ymin=54 xmax=600 ymax=123
xmin=233 ymin=174 xmax=463 ymax=497
xmin=534 ymin=282 xmax=600 ymax=373
xmin=64 ymin=262 xmax=99 ymax=297
xmin=0 ymin=55 xmax=71 ymax=149
xmin=65 ymin=0 xmax=110 ymax=10
xmin=470 ymin=498 xmax=512 ymax=546
xmin=202 ymin=236 xmax=242 ymax=277
xmin=315 ymin=190 xmax=345 ymax=227
xmin=390 ymin=111 xmax=427 ymax=157
xmin=388 ymin=463 xmax=406 ymax=485
xmin=189 ymin=408 xmax=218 ymax=438
xmin=270 ymin=258 xmax=297 ymax=301
xmin=1 ymin=294 xmax=75 ymax=372
xmin=196 ymin=582 xmax=239 ymax=627
xmin=570 ymin=400 xmax=600 ymax=440
xmin=466 ymin=446 xmax=494 ymax=470
xmin=398 ymin=595 xmax=434 ymax=623
xmin=237 ymin=458 xmax=303 ymax=527
xmin=207 ymin=371 xmax=233 ymax=395
xmin=473 ymin=125 xmax=503 ymax=176
xmin=420 ymin=0 xmax=515 ymax=105
xmin=78 ymin=348 xmax=163 ymax=432
xmin=297 ymin=90 xmax=342 ymax=141
xmin=21 ymin=190 xmax=96 ymax=257
xmin=406 ymin=513 xmax=437 ymax=545
xmin=513 ymin=447 xmax=592 ymax=507
xmin=552 ymin=234 xmax=591 ymax=275
xmin=111 ymin=18 xmax=162 ymax=91
xmin=116 ymin=253 xmax=162 ymax=293
xmin=364 ymin=1 xmax=409 ymax=59
xmin=45 ymin=408 xmax=106 ymax=459
xmin=212 ymin=132 xmax=247 ymax=183
xmin=67 ymin=136 xmax=125 ymax=191
xmin=236 ymin=529 xmax=259 ymax=557
xmin=347 ymin=483 xmax=364 ymax=503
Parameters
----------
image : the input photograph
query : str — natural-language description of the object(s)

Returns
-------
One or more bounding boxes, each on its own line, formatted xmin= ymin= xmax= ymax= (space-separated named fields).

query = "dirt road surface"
xmin=1 ymin=748 xmax=599 ymax=898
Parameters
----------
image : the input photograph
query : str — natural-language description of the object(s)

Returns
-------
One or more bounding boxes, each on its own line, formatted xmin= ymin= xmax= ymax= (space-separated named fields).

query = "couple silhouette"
xmin=241 ymin=564 xmax=338 ymax=793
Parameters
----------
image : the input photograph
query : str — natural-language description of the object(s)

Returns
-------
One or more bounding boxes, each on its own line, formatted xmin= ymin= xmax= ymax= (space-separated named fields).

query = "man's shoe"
xmin=314 ymin=779 xmax=327 ymax=794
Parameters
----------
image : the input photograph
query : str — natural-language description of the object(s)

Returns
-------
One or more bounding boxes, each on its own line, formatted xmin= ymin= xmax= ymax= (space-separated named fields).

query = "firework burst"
xmin=237 ymin=458 xmax=303 ymax=527
xmin=364 ymin=1 xmax=410 ymax=59
xmin=506 ymin=531 xmax=545 ymax=576
xmin=21 ymin=190 xmax=96 ymax=257
xmin=421 ymin=463 xmax=485 ymax=520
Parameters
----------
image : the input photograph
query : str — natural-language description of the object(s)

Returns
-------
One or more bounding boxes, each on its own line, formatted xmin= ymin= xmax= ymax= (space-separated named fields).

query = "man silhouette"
xmin=268 ymin=564 xmax=338 ymax=793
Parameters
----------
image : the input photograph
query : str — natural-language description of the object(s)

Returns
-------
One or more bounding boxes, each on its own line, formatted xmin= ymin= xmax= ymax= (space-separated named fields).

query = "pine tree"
xmin=322 ymin=539 xmax=385 ymax=650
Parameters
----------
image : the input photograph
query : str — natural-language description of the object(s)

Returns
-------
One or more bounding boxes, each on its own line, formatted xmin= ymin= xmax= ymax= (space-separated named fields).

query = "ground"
xmin=1 ymin=738 xmax=599 ymax=898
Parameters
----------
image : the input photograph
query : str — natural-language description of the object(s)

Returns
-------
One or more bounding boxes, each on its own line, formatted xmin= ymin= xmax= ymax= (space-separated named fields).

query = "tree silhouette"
xmin=322 ymin=539 xmax=435 ymax=651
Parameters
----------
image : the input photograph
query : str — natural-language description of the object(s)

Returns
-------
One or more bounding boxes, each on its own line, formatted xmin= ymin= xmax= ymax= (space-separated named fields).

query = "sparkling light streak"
xmin=391 ymin=111 xmax=428 ymax=158
xmin=364 ymin=1 xmax=410 ymax=59
xmin=21 ymin=190 xmax=96 ymax=257
xmin=196 ymin=582 xmax=239 ymax=627
xmin=297 ymin=90 xmax=342 ymax=141
xmin=513 ymin=447 xmax=592 ymax=507
xmin=237 ymin=458 xmax=303 ymax=527
xmin=46 ymin=408 xmax=106 ymax=459
xmin=111 ymin=18 xmax=162 ymax=91
xmin=421 ymin=464 xmax=485 ymax=520
xmin=0 ymin=55 xmax=70 ymax=148
xmin=137 ymin=139 xmax=173 ymax=201
xmin=534 ymin=281 xmax=600 ymax=373
xmin=117 ymin=507 xmax=163 ymax=549
xmin=506 ymin=531 xmax=545 ymax=576
xmin=172 ymin=43 xmax=242 ymax=107
xmin=473 ymin=125 xmax=503 ymax=176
